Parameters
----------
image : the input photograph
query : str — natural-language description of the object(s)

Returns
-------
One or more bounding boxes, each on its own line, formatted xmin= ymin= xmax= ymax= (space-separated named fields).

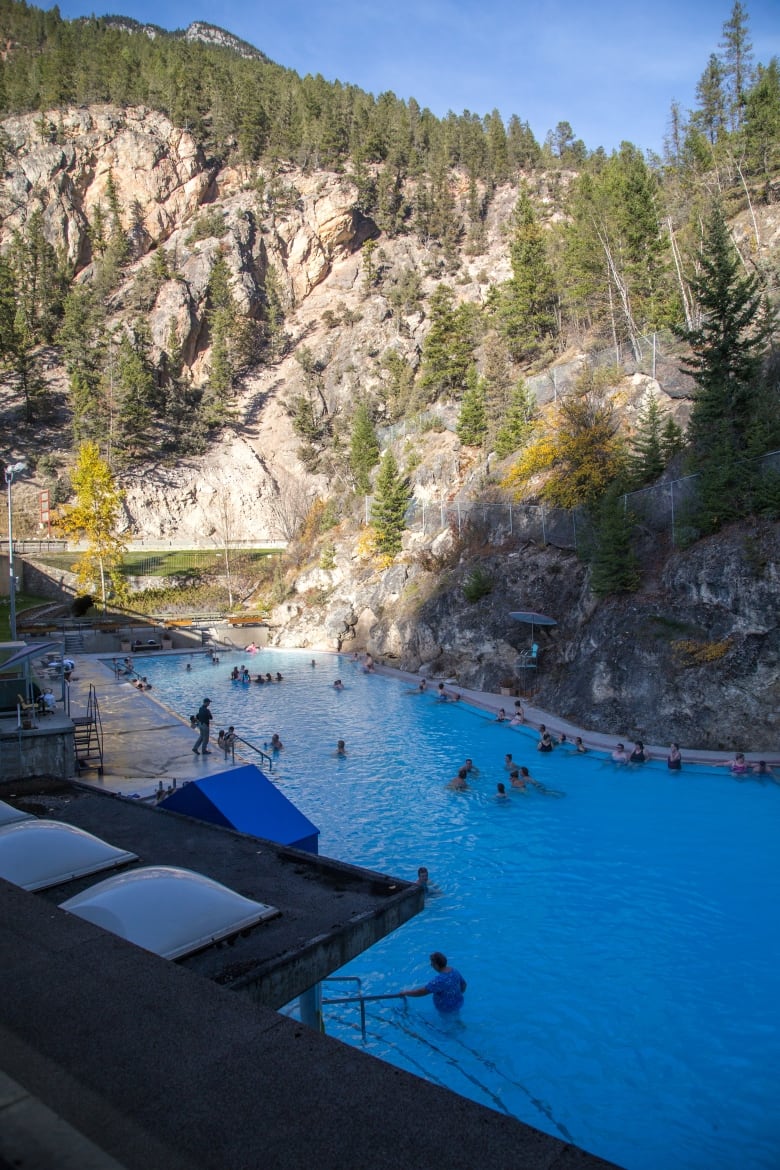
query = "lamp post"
xmin=5 ymin=461 xmax=26 ymax=642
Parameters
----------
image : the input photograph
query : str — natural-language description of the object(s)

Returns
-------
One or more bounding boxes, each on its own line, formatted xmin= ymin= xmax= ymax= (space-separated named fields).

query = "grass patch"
xmin=0 ymin=594 xmax=53 ymax=640
xmin=34 ymin=548 xmax=277 ymax=578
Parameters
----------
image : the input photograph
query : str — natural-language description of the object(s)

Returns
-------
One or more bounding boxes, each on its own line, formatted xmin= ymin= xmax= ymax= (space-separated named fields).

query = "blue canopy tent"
xmin=159 ymin=764 xmax=319 ymax=854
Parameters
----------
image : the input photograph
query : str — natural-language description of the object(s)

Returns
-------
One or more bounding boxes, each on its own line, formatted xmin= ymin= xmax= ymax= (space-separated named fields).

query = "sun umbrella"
xmin=508 ymin=611 xmax=557 ymax=644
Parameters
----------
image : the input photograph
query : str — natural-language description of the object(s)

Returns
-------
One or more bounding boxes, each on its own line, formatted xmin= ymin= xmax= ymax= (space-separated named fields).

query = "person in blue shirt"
xmin=400 ymin=952 xmax=466 ymax=1014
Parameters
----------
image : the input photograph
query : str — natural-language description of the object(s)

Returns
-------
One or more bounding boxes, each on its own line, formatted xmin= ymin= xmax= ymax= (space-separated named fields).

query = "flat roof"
xmin=12 ymin=782 xmax=420 ymax=1006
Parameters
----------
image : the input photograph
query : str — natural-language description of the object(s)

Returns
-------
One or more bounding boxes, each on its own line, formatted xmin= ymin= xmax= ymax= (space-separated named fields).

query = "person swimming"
xmin=446 ymin=767 xmax=469 ymax=790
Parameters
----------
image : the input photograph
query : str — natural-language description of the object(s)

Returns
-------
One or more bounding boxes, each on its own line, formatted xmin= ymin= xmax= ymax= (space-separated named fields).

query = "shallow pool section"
xmin=135 ymin=649 xmax=780 ymax=1170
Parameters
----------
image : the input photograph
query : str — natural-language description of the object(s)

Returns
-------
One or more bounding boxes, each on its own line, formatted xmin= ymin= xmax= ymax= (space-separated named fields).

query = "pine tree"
xmin=495 ymin=186 xmax=558 ymax=362
xmin=58 ymin=286 xmax=108 ymax=443
xmin=719 ymin=0 xmax=753 ymax=131
xmin=350 ymin=401 xmax=380 ymax=493
xmin=9 ymin=209 xmax=66 ymax=342
xmin=370 ymin=450 xmax=411 ymax=556
xmin=456 ymin=366 xmax=488 ymax=447
xmin=694 ymin=55 xmax=727 ymax=144
xmin=589 ymin=487 xmax=640 ymax=597
xmin=112 ymin=325 xmax=157 ymax=464
xmin=0 ymin=259 xmax=48 ymax=423
xmin=203 ymin=254 xmax=240 ymax=423
xmin=626 ymin=394 xmax=669 ymax=488
xmin=55 ymin=441 xmax=129 ymax=609
xmin=678 ymin=200 xmax=774 ymax=530
xmin=743 ymin=60 xmax=780 ymax=183
xmin=494 ymin=379 xmax=536 ymax=458
xmin=418 ymin=284 xmax=477 ymax=402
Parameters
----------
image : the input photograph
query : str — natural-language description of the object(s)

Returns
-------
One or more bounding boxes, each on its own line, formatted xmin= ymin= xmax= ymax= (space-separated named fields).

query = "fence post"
xmin=509 ymin=503 xmax=513 ymax=537
xmin=571 ymin=510 xmax=576 ymax=551
xmin=457 ymin=501 xmax=462 ymax=536
xmin=541 ymin=507 xmax=547 ymax=545
xmin=670 ymin=480 xmax=675 ymax=546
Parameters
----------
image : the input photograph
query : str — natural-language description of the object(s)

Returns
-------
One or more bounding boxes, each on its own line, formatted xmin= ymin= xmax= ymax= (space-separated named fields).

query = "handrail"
xmin=320 ymin=979 xmax=408 ymax=1041
xmin=230 ymin=734 xmax=273 ymax=771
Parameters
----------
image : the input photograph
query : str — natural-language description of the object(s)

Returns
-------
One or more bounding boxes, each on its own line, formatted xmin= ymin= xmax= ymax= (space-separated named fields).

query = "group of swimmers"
xmin=446 ymin=755 xmax=564 ymax=798
xmin=230 ymin=665 xmax=283 ymax=684
xmin=412 ymin=679 xmax=462 ymax=702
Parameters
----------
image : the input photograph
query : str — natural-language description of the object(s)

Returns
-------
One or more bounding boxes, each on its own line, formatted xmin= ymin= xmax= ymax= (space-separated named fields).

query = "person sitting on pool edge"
xmin=400 ymin=952 xmax=466 ymax=1015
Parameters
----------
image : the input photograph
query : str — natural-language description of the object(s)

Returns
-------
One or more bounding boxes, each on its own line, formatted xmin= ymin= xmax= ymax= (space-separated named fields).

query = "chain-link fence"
xmin=395 ymin=448 xmax=780 ymax=552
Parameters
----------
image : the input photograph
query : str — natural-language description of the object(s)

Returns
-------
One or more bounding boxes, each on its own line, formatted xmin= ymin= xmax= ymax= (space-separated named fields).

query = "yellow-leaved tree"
xmin=56 ymin=442 xmax=129 ymax=609
xmin=503 ymin=388 xmax=626 ymax=509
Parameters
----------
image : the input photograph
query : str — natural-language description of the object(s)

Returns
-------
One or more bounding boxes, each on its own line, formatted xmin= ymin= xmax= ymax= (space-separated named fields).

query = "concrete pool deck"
xmin=61 ymin=649 xmax=778 ymax=799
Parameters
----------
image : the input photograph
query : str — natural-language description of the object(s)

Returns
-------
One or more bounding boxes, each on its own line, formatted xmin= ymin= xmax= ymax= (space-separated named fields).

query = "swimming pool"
xmin=131 ymin=649 xmax=780 ymax=1170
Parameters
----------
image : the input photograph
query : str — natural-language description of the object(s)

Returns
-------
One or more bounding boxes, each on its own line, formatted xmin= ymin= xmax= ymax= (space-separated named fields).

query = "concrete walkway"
xmin=67 ymin=652 xmax=230 ymax=798
xmin=63 ymin=649 xmax=779 ymax=799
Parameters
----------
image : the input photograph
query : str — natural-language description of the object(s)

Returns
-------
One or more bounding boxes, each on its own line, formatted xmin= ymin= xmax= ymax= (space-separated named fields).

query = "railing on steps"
xmin=321 ymin=977 xmax=408 ymax=1042
xmin=72 ymin=683 xmax=104 ymax=776
xmin=220 ymin=733 xmax=273 ymax=771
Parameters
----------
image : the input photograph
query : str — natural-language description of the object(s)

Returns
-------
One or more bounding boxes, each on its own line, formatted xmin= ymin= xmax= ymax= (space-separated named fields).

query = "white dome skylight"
xmin=0 ymin=820 xmax=137 ymax=891
xmin=0 ymin=799 xmax=33 ymax=827
xmin=60 ymin=865 xmax=279 ymax=959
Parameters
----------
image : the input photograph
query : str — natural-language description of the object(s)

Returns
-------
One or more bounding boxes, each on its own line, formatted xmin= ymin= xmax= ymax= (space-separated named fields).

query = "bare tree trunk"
xmin=666 ymin=217 xmax=696 ymax=331
xmin=595 ymin=222 xmax=642 ymax=362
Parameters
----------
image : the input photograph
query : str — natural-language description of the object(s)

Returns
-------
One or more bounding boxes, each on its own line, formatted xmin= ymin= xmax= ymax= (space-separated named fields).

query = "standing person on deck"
xmin=193 ymin=698 xmax=213 ymax=754
xmin=400 ymin=952 xmax=467 ymax=1015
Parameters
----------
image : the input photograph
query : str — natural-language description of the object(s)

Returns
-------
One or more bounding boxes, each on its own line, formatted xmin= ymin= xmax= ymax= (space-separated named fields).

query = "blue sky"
xmin=50 ymin=0 xmax=780 ymax=154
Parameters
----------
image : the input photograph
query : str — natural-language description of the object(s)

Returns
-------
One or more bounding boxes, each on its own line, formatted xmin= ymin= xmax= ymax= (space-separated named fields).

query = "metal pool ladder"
xmin=322 ymin=977 xmax=407 ymax=1041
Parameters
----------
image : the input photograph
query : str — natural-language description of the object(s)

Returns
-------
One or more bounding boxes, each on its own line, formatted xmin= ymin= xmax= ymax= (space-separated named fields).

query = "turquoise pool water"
xmin=132 ymin=648 xmax=780 ymax=1170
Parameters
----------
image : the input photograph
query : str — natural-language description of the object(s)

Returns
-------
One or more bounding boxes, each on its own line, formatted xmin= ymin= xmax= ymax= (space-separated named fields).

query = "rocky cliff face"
xmin=2 ymin=105 xmax=778 ymax=751
xmin=1 ymin=105 xmax=690 ymax=542
xmin=264 ymin=519 xmax=780 ymax=751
